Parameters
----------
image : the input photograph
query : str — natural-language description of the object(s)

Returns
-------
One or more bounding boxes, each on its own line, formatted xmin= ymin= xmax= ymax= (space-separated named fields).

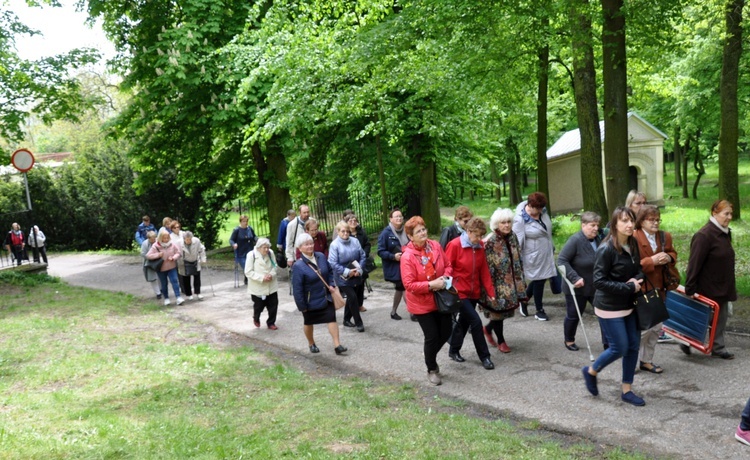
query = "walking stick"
xmin=558 ymin=265 xmax=595 ymax=362
xmin=203 ymin=260 xmax=216 ymax=297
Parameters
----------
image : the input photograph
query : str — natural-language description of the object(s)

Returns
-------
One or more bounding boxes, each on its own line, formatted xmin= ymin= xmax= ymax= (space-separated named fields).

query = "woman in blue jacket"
xmin=329 ymin=221 xmax=366 ymax=332
xmin=377 ymin=208 xmax=410 ymax=320
xmin=292 ymin=233 xmax=347 ymax=355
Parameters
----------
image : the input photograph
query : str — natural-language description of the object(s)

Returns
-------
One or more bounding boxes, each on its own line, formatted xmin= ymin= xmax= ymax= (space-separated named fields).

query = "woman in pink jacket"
xmin=147 ymin=230 xmax=184 ymax=306
xmin=401 ymin=216 xmax=453 ymax=385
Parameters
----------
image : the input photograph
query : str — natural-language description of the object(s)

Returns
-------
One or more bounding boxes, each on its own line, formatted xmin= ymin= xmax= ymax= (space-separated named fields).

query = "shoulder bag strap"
xmin=302 ymin=257 xmax=331 ymax=290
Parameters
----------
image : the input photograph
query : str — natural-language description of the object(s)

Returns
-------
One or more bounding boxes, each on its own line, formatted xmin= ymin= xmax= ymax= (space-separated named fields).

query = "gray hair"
xmin=146 ymin=230 xmax=157 ymax=239
xmin=489 ymin=208 xmax=515 ymax=231
xmin=255 ymin=237 xmax=272 ymax=249
xmin=580 ymin=212 xmax=601 ymax=225
xmin=295 ymin=232 xmax=313 ymax=248
xmin=183 ymin=231 xmax=194 ymax=239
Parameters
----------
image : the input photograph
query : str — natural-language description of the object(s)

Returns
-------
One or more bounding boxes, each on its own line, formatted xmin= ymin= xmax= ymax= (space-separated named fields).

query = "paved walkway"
xmin=48 ymin=254 xmax=750 ymax=459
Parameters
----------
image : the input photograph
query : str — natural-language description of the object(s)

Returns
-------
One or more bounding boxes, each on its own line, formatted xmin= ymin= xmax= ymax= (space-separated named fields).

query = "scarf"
xmin=158 ymin=240 xmax=172 ymax=249
xmin=390 ymin=223 xmax=409 ymax=247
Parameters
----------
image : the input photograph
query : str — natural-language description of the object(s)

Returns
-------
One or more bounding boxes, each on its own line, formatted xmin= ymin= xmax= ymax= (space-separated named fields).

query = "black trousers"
xmin=449 ymin=299 xmax=491 ymax=360
xmin=416 ymin=311 xmax=453 ymax=372
xmin=10 ymin=245 xmax=24 ymax=265
xmin=179 ymin=273 xmax=201 ymax=296
xmin=564 ymin=293 xmax=608 ymax=346
xmin=341 ymin=285 xmax=363 ymax=326
xmin=252 ymin=292 xmax=278 ymax=325
xmin=31 ymin=246 xmax=48 ymax=264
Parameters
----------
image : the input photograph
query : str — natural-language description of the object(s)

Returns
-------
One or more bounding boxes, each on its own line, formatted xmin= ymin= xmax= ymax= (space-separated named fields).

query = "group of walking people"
xmin=134 ymin=193 xmax=739 ymax=412
xmin=139 ymin=215 xmax=206 ymax=307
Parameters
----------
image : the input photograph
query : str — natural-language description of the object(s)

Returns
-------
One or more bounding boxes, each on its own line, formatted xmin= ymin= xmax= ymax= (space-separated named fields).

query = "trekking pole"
xmin=558 ymin=265 xmax=595 ymax=362
xmin=203 ymin=261 xmax=216 ymax=297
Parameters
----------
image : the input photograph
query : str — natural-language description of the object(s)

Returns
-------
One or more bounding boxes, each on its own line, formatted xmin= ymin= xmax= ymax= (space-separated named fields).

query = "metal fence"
xmin=236 ymin=192 xmax=406 ymax=240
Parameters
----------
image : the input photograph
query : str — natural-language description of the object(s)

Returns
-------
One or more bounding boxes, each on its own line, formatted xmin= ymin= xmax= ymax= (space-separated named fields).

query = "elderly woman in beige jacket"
xmin=245 ymin=238 xmax=280 ymax=329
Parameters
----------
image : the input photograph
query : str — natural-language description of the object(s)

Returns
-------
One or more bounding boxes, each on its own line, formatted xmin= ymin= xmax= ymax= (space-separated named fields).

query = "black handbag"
xmin=276 ymin=250 xmax=288 ymax=269
xmin=184 ymin=260 xmax=198 ymax=276
xmin=632 ymin=277 xmax=670 ymax=331
xmin=144 ymin=257 xmax=164 ymax=272
xmin=364 ymin=256 xmax=377 ymax=274
xmin=434 ymin=286 xmax=461 ymax=314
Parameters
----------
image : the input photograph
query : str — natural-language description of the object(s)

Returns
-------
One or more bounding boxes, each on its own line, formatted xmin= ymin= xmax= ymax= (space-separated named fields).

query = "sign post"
xmin=11 ymin=148 xmax=35 ymax=211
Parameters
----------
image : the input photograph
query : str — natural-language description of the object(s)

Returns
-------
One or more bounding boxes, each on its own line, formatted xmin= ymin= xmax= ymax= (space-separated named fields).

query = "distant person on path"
xmin=582 ymin=207 xmax=645 ymax=406
xmin=245 ymin=237 xmax=279 ymax=330
xmin=445 ymin=217 xmax=496 ymax=370
xmin=401 ymin=216 xmax=453 ymax=386
xmin=735 ymin=397 xmax=750 ymax=446
xmin=513 ymin=191 xmax=557 ymax=321
xmin=158 ymin=217 xmax=173 ymax=236
xmin=292 ymin=233 xmax=347 ymax=355
xmin=480 ymin=208 xmax=528 ymax=354
xmin=378 ymin=207 xmax=409 ymax=321
xmin=27 ymin=225 xmax=48 ymax=264
xmin=329 ymin=221 xmax=367 ymax=332
xmin=147 ymin=230 xmax=184 ymax=306
xmin=276 ymin=209 xmax=296 ymax=254
xmin=140 ymin=231 xmax=162 ymax=299
xmin=439 ymin=205 xmax=472 ymax=250
xmin=346 ymin=214 xmax=371 ymax=313
xmin=295 ymin=218 xmax=328 ymax=259
xmin=4 ymin=223 xmax=25 ymax=266
xmin=557 ymin=211 xmax=604 ymax=352
xmin=135 ymin=215 xmax=156 ymax=246
xmin=230 ymin=215 xmax=258 ymax=285
xmin=633 ymin=205 xmax=677 ymax=374
xmin=683 ymin=199 xmax=736 ymax=360
xmin=180 ymin=231 xmax=206 ymax=301
xmin=285 ymin=204 xmax=311 ymax=267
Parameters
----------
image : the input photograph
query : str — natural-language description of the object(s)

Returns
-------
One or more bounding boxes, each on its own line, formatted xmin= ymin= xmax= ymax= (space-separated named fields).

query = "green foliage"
xmin=0 ymin=5 xmax=99 ymax=144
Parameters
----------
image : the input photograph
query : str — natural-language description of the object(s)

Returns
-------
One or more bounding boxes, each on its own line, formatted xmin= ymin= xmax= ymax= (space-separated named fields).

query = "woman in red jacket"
xmin=445 ymin=217 xmax=496 ymax=370
xmin=401 ymin=216 xmax=453 ymax=385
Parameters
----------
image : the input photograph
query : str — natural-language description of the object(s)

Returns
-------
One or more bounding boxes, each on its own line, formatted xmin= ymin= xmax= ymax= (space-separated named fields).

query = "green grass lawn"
xmin=0 ymin=272 xmax=647 ymax=459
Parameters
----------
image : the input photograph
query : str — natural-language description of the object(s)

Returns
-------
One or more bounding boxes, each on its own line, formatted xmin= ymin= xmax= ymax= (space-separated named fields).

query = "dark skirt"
xmin=302 ymin=302 xmax=336 ymax=325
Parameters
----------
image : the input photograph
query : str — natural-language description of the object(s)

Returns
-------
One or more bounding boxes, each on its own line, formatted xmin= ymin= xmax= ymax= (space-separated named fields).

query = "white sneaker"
xmin=176 ymin=297 xmax=185 ymax=305
xmin=197 ymin=294 xmax=204 ymax=300
xmin=187 ymin=295 xmax=194 ymax=301
xmin=164 ymin=298 xmax=171 ymax=306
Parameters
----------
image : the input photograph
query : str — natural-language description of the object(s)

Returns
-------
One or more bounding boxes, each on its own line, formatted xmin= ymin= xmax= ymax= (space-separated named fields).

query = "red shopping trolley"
xmin=662 ymin=287 xmax=719 ymax=355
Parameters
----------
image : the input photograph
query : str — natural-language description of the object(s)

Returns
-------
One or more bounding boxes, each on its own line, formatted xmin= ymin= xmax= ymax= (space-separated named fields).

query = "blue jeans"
xmin=157 ymin=268 xmax=181 ymax=299
xmin=449 ymin=299 xmax=491 ymax=360
xmin=592 ymin=311 xmax=640 ymax=385
xmin=741 ymin=397 xmax=750 ymax=431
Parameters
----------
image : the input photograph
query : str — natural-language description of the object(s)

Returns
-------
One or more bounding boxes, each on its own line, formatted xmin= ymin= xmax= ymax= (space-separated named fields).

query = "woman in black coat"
xmin=582 ymin=207 xmax=645 ymax=406
xmin=377 ymin=208 xmax=409 ymax=320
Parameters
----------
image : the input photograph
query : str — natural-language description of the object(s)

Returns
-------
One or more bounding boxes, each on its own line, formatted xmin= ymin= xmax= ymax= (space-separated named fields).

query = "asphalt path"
xmin=47 ymin=254 xmax=750 ymax=459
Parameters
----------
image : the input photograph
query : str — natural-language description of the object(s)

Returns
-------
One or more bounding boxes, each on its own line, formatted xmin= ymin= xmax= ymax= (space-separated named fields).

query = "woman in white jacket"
xmin=27 ymin=225 xmax=47 ymax=264
xmin=245 ymin=237 xmax=279 ymax=329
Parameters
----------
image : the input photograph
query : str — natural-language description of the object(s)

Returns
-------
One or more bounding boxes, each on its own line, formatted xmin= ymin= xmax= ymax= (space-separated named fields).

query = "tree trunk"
xmin=570 ymin=0 xmax=608 ymax=218
xmin=507 ymin=138 xmax=522 ymax=204
xmin=692 ymin=132 xmax=705 ymax=199
xmin=536 ymin=28 xmax=551 ymax=208
xmin=682 ymin=135 xmax=691 ymax=199
xmin=718 ymin=0 xmax=743 ymax=218
xmin=673 ymin=125 xmax=682 ymax=187
xmin=414 ymin=134 xmax=441 ymax=234
xmin=600 ymin=0 xmax=630 ymax=211
xmin=490 ymin=162 xmax=501 ymax=201
xmin=251 ymin=139 xmax=292 ymax=240
xmin=375 ymin=132 xmax=389 ymax=226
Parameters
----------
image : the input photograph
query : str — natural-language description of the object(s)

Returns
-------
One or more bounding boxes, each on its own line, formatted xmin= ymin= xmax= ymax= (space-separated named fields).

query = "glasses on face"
xmin=392 ymin=216 xmax=403 ymax=220
xmin=633 ymin=201 xmax=646 ymax=206
xmin=339 ymin=229 xmax=350 ymax=234
xmin=646 ymin=218 xmax=662 ymax=224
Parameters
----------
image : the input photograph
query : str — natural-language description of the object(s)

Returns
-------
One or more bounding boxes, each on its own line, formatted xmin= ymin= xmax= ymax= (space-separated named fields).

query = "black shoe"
xmin=712 ymin=350 xmax=735 ymax=360
xmin=334 ymin=345 xmax=348 ymax=355
xmin=448 ymin=351 xmax=465 ymax=362
xmin=482 ymin=358 xmax=495 ymax=370
xmin=535 ymin=310 xmax=549 ymax=321
xmin=410 ymin=314 xmax=418 ymax=322
xmin=565 ymin=343 xmax=580 ymax=351
xmin=519 ymin=302 xmax=529 ymax=317
xmin=356 ymin=324 xmax=365 ymax=332
xmin=390 ymin=312 xmax=402 ymax=320
xmin=680 ymin=344 xmax=692 ymax=355
xmin=309 ymin=344 xmax=320 ymax=353
xmin=156 ymin=294 xmax=162 ymax=300
xmin=343 ymin=320 xmax=355 ymax=328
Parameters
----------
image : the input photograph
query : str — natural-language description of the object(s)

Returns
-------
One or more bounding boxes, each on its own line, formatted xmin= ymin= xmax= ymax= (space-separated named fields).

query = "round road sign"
xmin=11 ymin=148 xmax=35 ymax=172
